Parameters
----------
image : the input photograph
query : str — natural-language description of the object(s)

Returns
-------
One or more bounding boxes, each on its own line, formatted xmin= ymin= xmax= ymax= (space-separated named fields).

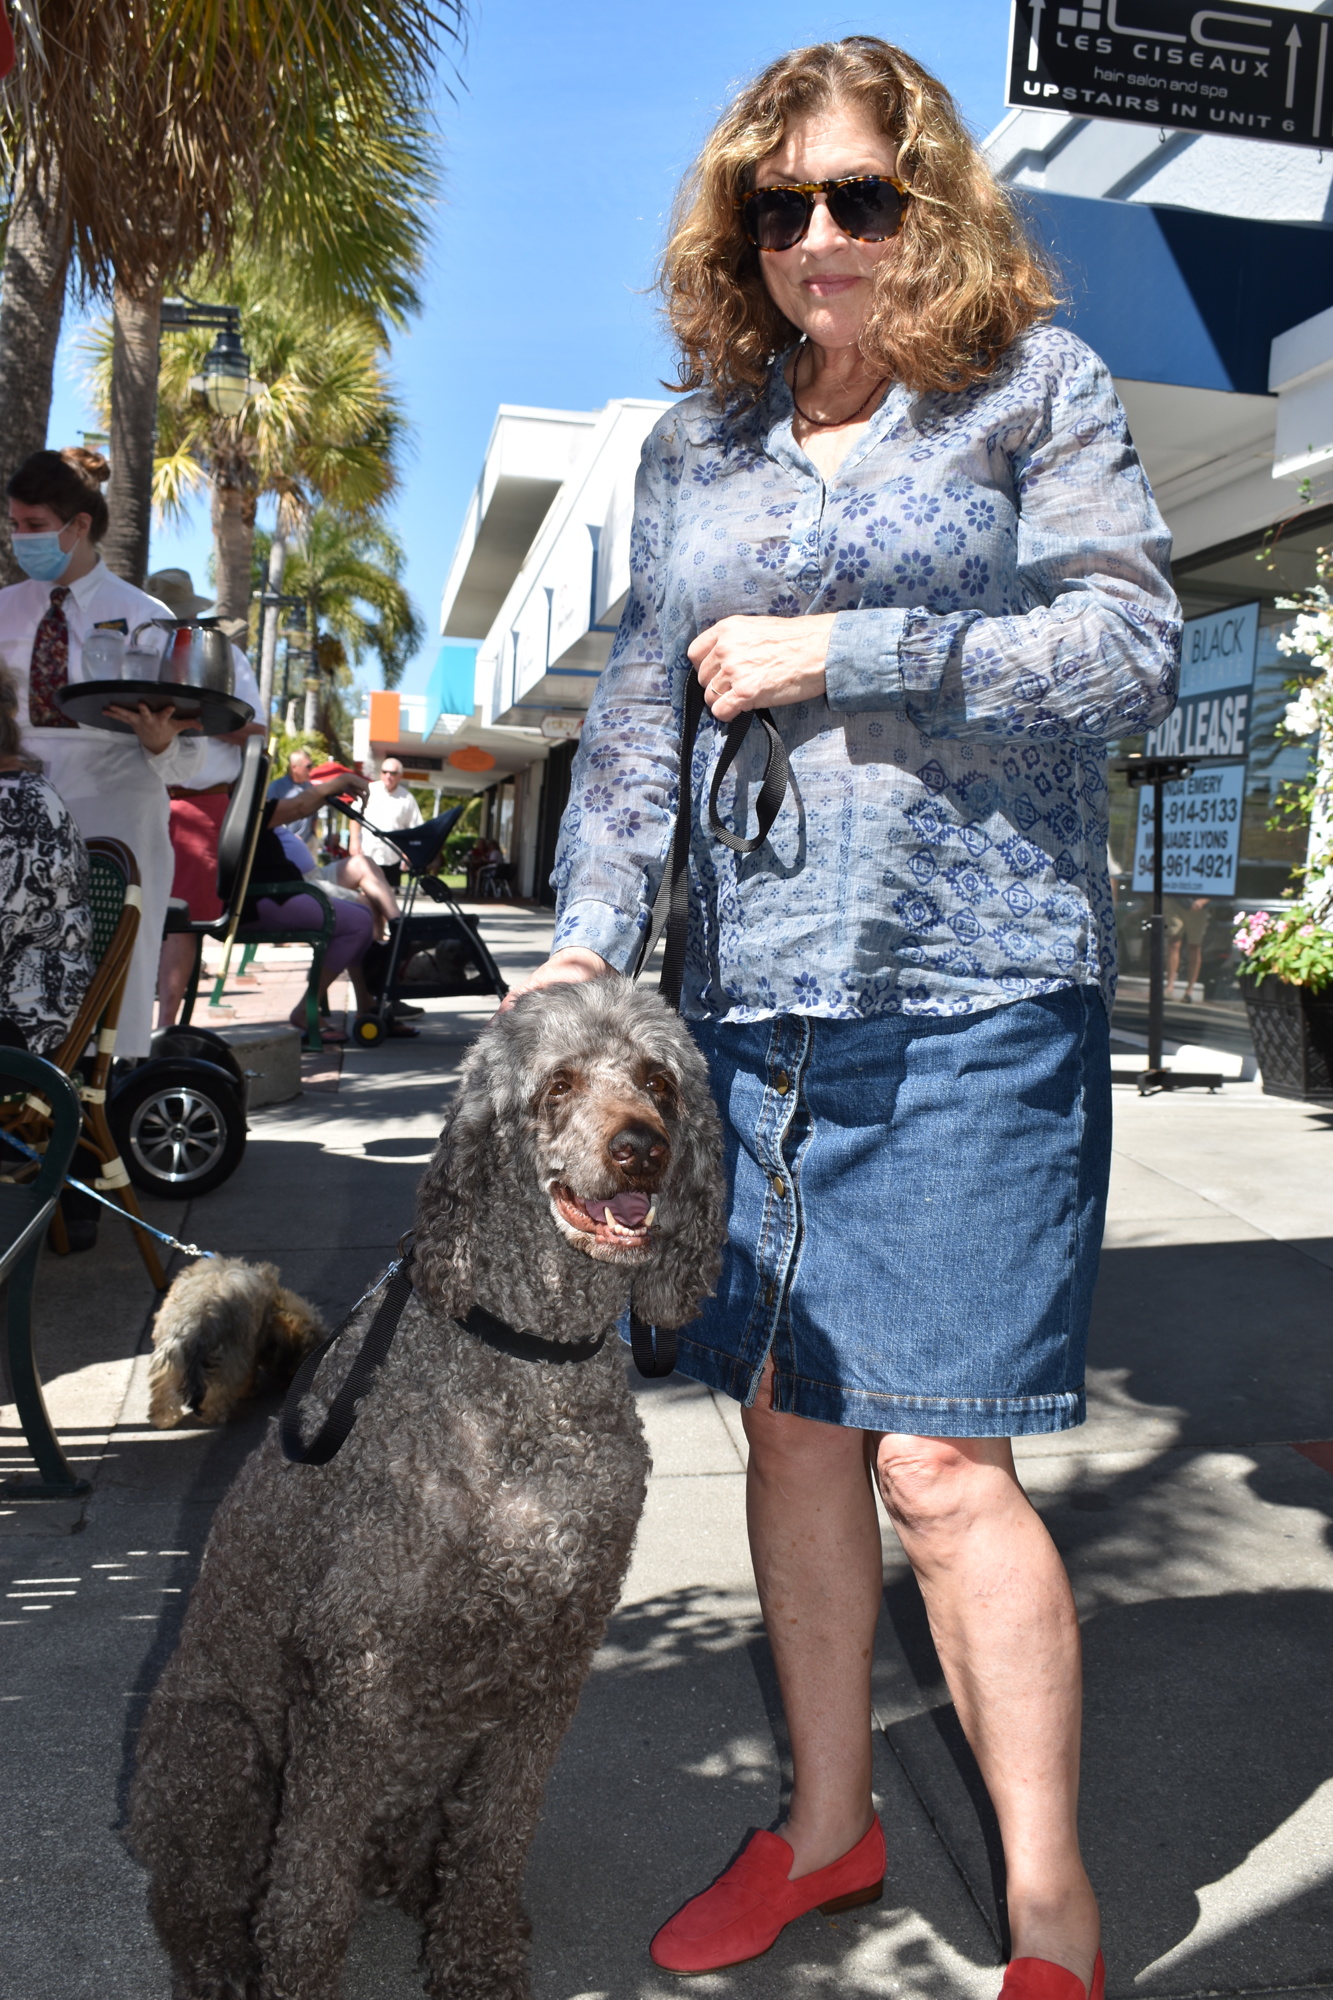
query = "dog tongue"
xmin=583 ymin=1191 xmax=652 ymax=1227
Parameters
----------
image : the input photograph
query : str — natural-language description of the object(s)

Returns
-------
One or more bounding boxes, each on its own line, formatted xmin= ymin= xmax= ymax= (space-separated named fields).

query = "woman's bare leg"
xmin=875 ymin=1434 xmax=1099 ymax=1985
xmin=744 ymin=1368 xmax=1099 ymax=1982
xmin=741 ymin=1366 xmax=883 ymax=1878
xmin=332 ymin=856 xmax=399 ymax=941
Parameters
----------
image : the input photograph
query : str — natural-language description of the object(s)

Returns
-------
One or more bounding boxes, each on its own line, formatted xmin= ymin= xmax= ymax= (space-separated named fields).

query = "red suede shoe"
xmin=649 ymin=1820 xmax=885 ymax=1974
xmin=1000 ymin=1950 xmax=1106 ymax=2000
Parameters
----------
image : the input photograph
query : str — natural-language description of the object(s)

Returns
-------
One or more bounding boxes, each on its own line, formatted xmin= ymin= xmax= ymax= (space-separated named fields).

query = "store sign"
xmin=1132 ymin=761 xmax=1246 ymax=892
xmin=1144 ymin=600 xmax=1258 ymax=760
xmin=1008 ymin=1 xmax=1333 ymax=151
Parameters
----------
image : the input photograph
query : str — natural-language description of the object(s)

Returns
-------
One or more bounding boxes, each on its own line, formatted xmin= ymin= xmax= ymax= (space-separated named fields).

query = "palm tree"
xmin=276 ymin=507 xmax=424 ymax=696
xmin=0 ymin=1 xmax=461 ymax=580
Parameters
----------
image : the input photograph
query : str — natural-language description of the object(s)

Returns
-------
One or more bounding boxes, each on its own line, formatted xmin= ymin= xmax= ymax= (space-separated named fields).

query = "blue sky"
xmin=48 ymin=1 xmax=1015 ymax=701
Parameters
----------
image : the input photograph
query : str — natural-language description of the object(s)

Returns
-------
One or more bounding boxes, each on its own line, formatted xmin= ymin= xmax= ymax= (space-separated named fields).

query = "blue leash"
xmin=0 ymin=1127 xmax=218 ymax=1261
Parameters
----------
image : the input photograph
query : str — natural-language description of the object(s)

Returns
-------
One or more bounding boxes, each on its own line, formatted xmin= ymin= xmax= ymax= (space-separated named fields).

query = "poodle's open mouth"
xmin=550 ymin=1184 xmax=657 ymax=1256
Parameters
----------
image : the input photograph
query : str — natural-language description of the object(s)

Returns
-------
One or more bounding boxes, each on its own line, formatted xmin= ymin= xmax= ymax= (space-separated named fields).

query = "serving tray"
xmin=55 ymin=679 xmax=254 ymax=738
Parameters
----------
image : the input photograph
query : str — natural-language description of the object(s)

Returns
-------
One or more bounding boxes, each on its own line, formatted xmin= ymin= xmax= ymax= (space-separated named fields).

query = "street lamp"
xmin=160 ymin=298 xmax=259 ymax=418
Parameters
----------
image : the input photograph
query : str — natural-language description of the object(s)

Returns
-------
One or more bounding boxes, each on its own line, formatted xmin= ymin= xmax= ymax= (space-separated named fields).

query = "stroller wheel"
xmin=352 ymin=1013 xmax=386 ymax=1047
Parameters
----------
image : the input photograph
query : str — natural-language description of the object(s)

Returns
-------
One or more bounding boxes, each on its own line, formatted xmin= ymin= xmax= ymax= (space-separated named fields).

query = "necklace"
xmin=791 ymin=352 xmax=886 ymax=430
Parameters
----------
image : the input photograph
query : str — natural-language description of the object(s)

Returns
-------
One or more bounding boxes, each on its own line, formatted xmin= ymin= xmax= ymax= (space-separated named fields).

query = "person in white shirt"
xmin=148 ymin=567 xmax=265 ymax=1027
xmin=349 ymin=757 xmax=421 ymax=887
xmin=1 ymin=447 xmax=204 ymax=1058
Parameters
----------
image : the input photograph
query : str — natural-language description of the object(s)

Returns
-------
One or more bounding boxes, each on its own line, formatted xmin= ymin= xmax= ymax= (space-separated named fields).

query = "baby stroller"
xmin=330 ymin=796 xmax=509 ymax=1046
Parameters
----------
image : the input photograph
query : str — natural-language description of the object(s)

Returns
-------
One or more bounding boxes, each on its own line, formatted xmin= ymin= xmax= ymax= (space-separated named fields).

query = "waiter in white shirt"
xmin=349 ymin=756 xmax=421 ymax=888
xmin=147 ymin=568 xmax=265 ymax=1026
xmin=0 ymin=447 xmax=209 ymax=1058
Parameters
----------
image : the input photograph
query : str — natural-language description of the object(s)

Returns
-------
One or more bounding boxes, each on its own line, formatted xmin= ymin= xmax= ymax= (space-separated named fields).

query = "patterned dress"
xmin=553 ymin=325 xmax=1182 ymax=1022
xmin=0 ymin=769 xmax=95 ymax=1054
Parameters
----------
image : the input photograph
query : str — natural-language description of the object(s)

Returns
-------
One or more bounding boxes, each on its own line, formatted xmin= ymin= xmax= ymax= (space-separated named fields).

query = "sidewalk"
xmin=2 ymin=909 xmax=1331 ymax=1999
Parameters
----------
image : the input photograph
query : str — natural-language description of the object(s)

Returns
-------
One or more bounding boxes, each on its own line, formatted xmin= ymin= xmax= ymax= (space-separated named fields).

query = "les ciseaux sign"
xmin=1007 ymin=0 xmax=1333 ymax=150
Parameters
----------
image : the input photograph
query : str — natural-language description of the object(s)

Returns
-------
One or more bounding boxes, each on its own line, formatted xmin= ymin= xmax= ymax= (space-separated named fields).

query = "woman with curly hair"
xmin=512 ymin=37 xmax=1180 ymax=1996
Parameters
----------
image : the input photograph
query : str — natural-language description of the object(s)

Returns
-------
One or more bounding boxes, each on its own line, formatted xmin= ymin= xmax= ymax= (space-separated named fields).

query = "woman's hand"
xmin=104 ymin=702 xmax=202 ymax=754
xmin=688 ymin=613 xmax=836 ymax=722
xmin=498 ymin=947 xmax=614 ymax=1013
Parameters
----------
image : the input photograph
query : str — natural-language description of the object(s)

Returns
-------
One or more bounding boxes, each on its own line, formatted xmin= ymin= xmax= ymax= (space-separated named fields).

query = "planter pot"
xmin=1242 ymin=975 xmax=1333 ymax=1102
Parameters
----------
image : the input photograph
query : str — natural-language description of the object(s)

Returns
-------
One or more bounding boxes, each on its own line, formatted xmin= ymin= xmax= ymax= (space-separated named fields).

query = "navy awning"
xmin=1018 ymin=191 xmax=1333 ymax=396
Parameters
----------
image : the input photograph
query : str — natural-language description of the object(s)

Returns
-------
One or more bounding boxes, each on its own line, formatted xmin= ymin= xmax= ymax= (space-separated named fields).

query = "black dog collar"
xmin=456 ymin=1302 xmax=607 ymax=1365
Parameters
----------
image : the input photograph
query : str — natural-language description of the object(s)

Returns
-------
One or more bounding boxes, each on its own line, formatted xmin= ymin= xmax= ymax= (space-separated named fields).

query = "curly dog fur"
xmin=147 ymin=1258 xmax=325 ymax=1428
xmin=129 ymin=979 xmax=724 ymax=2000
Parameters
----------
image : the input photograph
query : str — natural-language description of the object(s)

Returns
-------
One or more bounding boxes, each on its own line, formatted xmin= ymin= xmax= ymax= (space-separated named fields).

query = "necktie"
xmin=28 ymin=584 xmax=76 ymax=728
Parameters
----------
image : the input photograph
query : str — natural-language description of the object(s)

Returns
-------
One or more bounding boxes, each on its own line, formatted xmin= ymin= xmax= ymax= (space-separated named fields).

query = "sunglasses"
xmin=737 ymin=174 xmax=911 ymax=253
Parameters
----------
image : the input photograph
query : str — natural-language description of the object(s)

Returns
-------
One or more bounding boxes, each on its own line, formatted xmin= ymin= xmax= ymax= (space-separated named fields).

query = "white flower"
xmin=1278 ymin=610 xmax=1333 ymax=660
xmin=1284 ymin=685 xmax=1324 ymax=737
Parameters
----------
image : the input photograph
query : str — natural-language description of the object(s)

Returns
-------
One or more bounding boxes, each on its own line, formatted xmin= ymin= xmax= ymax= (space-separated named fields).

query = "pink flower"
xmin=1236 ymin=934 xmax=1254 ymax=956
xmin=1300 ymin=923 xmax=1316 ymax=938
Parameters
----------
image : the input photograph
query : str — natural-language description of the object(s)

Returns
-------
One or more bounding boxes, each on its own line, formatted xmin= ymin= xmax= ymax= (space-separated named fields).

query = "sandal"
xmin=292 ymin=1015 xmax=347 ymax=1044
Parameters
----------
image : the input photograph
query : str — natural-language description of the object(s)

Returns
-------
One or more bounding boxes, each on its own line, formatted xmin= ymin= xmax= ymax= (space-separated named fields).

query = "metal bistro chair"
xmin=172 ymin=735 xmax=337 ymax=1053
xmin=0 ymin=1049 xmax=93 ymax=1497
xmin=1 ymin=838 xmax=169 ymax=1290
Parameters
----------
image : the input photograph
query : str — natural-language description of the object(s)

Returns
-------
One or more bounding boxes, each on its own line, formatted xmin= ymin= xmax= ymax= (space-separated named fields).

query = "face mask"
xmin=10 ymin=528 xmax=75 ymax=583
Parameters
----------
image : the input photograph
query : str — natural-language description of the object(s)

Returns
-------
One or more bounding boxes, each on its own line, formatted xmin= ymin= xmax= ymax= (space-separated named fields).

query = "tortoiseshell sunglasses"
xmin=737 ymin=175 xmax=911 ymax=252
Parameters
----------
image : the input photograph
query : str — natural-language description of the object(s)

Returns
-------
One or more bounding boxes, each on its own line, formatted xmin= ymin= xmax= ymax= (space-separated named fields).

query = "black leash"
xmin=281 ymin=1250 xmax=416 ymax=1466
xmin=653 ymin=669 xmax=792 ymax=1010
xmin=281 ymin=1255 xmax=672 ymax=1465
xmin=629 ymin=1313 xmax=676 ymax=1378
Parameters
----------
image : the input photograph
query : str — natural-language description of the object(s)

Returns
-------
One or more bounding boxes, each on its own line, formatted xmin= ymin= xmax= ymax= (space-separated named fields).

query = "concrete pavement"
xmin=2 ymin=905 xmax=1331 ymax=1998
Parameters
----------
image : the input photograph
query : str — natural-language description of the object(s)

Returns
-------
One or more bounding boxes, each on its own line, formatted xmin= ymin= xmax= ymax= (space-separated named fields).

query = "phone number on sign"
xmin=1163 ymin=796 xmax=1240 ymax=826
xmin=1161 ymin=850 xmax=1236 ymax=880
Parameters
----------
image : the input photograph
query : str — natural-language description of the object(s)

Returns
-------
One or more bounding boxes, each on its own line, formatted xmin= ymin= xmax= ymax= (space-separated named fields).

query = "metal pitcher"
xmin=130 ymin=616 xmax=235 ymax=695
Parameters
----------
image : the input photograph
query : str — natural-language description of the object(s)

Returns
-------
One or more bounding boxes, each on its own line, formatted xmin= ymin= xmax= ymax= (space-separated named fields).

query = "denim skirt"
xmin=676 ymin=985 xmax=1111 ymax=1437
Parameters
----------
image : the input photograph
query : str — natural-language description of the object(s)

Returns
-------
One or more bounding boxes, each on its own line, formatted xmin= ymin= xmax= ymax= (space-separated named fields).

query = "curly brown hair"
xmin=660 ymin=36 xmax=1059 ymax=404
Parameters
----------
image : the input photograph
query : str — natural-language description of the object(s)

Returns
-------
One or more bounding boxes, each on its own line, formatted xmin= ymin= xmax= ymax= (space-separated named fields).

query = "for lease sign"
xmin=1144 ymin=601 xmax=1259 ymax=762
xmin=1007 ymin=0 xmax=1333 ymax=151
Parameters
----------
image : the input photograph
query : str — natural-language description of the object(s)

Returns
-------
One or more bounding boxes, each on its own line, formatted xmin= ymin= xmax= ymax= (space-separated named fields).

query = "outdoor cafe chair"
xmin=170 ymin=734 xmax=337 ymax=1053
xmin=0 ymin=838 xmax=169 ymax=1290
xmin=0 ymin=1048 xmax=92 ymax=1498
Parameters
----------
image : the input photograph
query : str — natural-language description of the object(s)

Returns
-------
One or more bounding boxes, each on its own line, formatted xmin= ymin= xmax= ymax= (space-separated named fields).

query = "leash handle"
xmin=281 ymin=1251 xmax=414 ymax=1466
xmin=650 ymin=670 xmax=792 ymax=1009
xmin=630 ymin=1313 xmax=677 ymax=1378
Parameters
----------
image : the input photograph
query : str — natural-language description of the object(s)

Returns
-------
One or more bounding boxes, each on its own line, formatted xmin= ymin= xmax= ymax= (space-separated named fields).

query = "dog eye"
xmin=546 ymin=1073 xmax=574 ymax=1100
xmin=645 ymin=1072 xmax=672 ymax=1098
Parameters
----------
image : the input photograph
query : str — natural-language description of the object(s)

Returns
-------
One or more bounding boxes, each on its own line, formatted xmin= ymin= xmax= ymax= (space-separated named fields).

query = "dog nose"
xmin=607 ymin=1122 xmax=670 ymax=1174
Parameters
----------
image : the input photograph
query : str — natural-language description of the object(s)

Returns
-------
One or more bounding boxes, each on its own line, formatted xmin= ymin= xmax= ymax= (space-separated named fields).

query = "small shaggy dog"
xmin=130 ymin=979 xmax=724 ymax=2000
xmin=147 ymin=1256 xmax=324 ymax=1429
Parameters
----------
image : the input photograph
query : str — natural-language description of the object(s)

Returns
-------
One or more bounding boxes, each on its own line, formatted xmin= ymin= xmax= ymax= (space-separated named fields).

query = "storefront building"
xmin=986 ymin=81 xmax=1332 ymax=1034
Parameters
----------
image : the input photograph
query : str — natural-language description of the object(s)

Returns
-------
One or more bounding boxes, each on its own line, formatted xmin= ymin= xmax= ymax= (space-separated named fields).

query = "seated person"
xmin=267 ymin=747 xmax=319 ymax=855
xmin=269 ymin=760 xmax=402 ymax=943
xmin=247 ymin=768 xmax=416 ymax=1043
xmin=0 ymin=663 xmax=95 ymax=1054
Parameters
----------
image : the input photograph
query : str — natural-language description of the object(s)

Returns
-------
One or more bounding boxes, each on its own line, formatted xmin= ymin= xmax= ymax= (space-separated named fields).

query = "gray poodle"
xmin=129 ymin=978 xmax=724 ymax=2000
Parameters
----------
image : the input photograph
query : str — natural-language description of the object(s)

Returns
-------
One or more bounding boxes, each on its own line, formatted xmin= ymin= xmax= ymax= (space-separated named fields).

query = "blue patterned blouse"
xmin=552 ymin=324 xmax=1181 ymax=1022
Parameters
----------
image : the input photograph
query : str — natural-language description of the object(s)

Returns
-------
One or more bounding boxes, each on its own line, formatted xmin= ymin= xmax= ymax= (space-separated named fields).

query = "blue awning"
xmin=1018 ymin=191 xmax=1333 ymax=396
xmin=423 ymin=642 xmax=479 ymax=738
